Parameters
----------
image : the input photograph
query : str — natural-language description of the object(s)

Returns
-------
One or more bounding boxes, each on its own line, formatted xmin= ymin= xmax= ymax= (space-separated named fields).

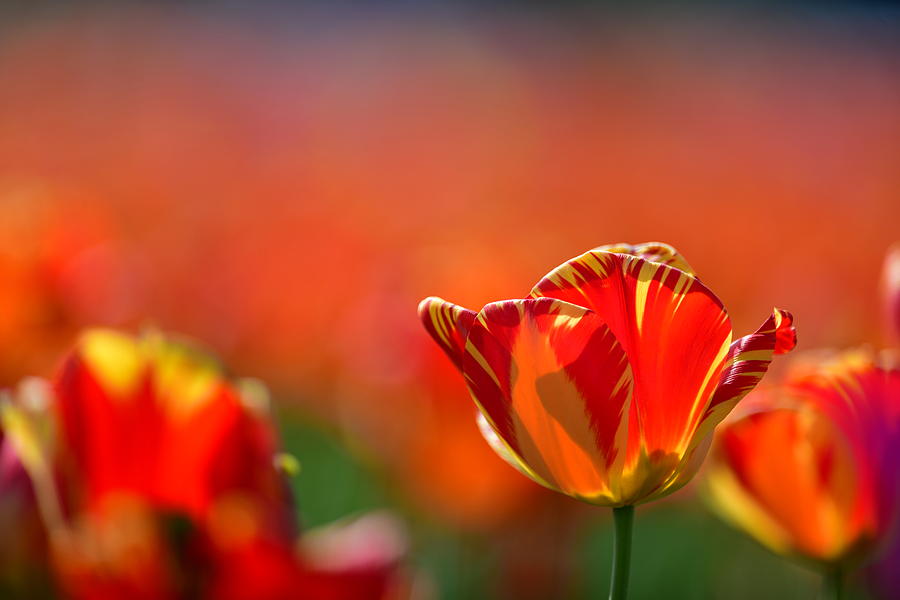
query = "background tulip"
xmin=705 ymin=350 xmax=900 ymax=597
xmin=2 ymin=330 xmax=407 ymax=600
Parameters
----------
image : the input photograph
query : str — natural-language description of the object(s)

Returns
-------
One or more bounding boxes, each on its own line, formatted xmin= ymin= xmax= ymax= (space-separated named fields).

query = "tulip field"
xmin=0 ymin=3 xmax=899 ymax=599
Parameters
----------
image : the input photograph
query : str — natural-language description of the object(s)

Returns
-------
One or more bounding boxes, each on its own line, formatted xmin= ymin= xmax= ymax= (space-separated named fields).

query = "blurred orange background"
xmin=0 ymin=4 xmax=898 ymax=597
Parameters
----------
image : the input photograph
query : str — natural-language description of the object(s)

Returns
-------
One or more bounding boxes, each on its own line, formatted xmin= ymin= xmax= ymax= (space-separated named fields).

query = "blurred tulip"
xmin=2 ymin=329 xmax=406 ymax=600
xmin=705 ymin=350 xmax=900 ymax=593
xmin=53 ymin=329 xmax=292 ymax=531
xmin=882 ymin=243 xmax=900 ymax=347
xmin=419 ymin=242 xmax=795 ymax=507
xmin=205 ymin=512 xmax=411 ymax=600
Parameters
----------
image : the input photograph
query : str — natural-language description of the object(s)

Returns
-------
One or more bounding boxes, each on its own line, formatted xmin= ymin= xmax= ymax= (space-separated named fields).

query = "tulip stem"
xmin=609 ymin=505 xmax=634 ymax=600
xmin=822 ymin=565 xmax=844 ymax=600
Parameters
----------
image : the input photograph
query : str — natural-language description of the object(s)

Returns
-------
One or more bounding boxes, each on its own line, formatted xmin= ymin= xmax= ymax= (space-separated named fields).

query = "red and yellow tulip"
xmin=1 ymin=329 xmax=406 ymax=600
xmin=705 ymin=350 xmax=900 ymax=565
xmin=419 ymin=242 xmax=795 ymax=507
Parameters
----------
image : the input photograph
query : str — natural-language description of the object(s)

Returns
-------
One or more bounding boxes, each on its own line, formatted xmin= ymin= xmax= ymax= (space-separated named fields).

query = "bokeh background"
xmin=1 ymin=2 xmax=898 ymax=598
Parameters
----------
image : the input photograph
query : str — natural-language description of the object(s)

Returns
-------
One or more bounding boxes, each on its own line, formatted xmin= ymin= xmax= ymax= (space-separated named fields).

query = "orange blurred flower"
xmin=419 ymin=242 xmax=795 ymax=506
xmin=1 ymin=329 xmax=406 ymax=600
xmin=705 ymin=350 xmax=900 ymax=565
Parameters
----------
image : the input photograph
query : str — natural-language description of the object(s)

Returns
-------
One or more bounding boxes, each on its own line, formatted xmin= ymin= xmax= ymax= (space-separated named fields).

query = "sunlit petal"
xmin=463 ymin=298 xmax=633 ymax=501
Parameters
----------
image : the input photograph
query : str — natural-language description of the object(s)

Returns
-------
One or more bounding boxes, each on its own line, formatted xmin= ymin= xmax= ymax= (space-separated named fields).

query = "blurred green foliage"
xmin=279 ymin=416 xmax=390 ymax=529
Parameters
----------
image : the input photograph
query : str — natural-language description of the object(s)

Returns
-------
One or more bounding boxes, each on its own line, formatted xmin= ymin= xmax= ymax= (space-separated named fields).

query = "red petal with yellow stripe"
xmin=462 ymin=298 xmax=633 ymax=501
xmin=531 ymin=250 xmax=732 ymax=465
xmin=691 ymin=308 xmax=796 ymax=447
xmin=417 ymin=297 xmax=477 ymax=371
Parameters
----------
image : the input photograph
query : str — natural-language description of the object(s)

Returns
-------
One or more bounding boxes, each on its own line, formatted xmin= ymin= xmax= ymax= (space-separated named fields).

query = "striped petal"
xmin=462 ymin=298 xmax=633 ymax=501
xmin=592 ymin=241 xmax=695 ymax=275
xmin=417 ymin=297 xmax=477 ymax=371
xmin=531 ymin=251 xmax=732 ymax=464
xmin=692 ymin=309 xmax=796 ymax=446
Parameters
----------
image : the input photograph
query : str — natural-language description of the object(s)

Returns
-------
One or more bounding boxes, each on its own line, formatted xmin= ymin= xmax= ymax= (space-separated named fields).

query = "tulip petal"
xmin=462 ymin=298 xmax=633 ymax=500
xmin=531 ymin=251 xmax=732 ymax=463
xmin=693 ymin=308 xmax=796 ymax=445
xmin=707 ymin=407 xmax=862 ymax=561
xmin=417 ymin=297 xmax=477 ymax=371
xmin=55 ymin=330 xmax=288 ymax=522
xmin=592 ymin=241 xmax=695 ymax=275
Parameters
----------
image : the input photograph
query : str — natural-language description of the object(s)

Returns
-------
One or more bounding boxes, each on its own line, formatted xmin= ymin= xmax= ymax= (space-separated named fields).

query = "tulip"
xmin=2 ymin=328 xmax=405 ymax=599
xmin=704 ymin=350 xmax=900 ymax=598
xmin=418 ymin=242 xmax=795 ymax=599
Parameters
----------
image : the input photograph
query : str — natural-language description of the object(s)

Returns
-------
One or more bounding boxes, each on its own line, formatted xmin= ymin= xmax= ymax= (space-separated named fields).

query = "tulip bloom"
xmin=2 ymin=329 xmax=404 ymax=600
xmin=419 ymin=243 xmax=795 ymax=506
xmin=705 ymin=350 xmax=900 ymax=595
xmin=419 ymin=242 xmax=794 ymax=598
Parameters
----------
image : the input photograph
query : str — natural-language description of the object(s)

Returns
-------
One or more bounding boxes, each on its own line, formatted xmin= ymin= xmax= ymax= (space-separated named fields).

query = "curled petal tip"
xmin=772 ymin=308 xmax=797 ymax=355
xmin=416 ymin=296 xmax=439 ymax=316
xmin=417 ymin=296 xmax=477 ymax=370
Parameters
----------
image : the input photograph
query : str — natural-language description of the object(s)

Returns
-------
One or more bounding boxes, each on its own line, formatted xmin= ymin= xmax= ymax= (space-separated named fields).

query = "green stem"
xmin=609 ymin=505 xmax=634 ymax=600
xmin=822 ymin=565 xmax=844 ymax=600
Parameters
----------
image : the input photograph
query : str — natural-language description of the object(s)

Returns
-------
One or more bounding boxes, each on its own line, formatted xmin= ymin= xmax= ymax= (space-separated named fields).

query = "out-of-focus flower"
xmin=53 ymin=329 xmax=292 ymax=531
xmin=882 ymin=243 xmax=900 ymax=347
xmin=3 ymin=329 xmax=407 ymax=600
xmin=419 ymin=242 xmax=795 ymax=507
xmin=705 ymin=350 xmax=900 ymax=566
xmin=206 ymin=512 xmax=411 ymax=600
xmin=0 ymin=379 xmax=54 ymax=596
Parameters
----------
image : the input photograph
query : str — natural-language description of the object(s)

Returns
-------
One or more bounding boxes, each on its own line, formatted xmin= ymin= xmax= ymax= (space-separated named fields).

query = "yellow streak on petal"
xmin=81 ymin=329 xmax=223 ymax=419
xmin=670 ymin=271 xmax=691 ymax=313
xmin=736 ymin=349 xmax=775 ymax=363
xmin=429 ymin=301 xmax=452 ymax=347
xmin=682 ymin=331 xmax=732 ymax=450
xmin=465 ymin=341 xmax=502 ymax=390
xmin=80 ymin=329 xmax=145 ymax=398
xmin=144 ymin=333 xmax=221 ymax=420
xmin=633 ymin=261 xmax=657 ymax=335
